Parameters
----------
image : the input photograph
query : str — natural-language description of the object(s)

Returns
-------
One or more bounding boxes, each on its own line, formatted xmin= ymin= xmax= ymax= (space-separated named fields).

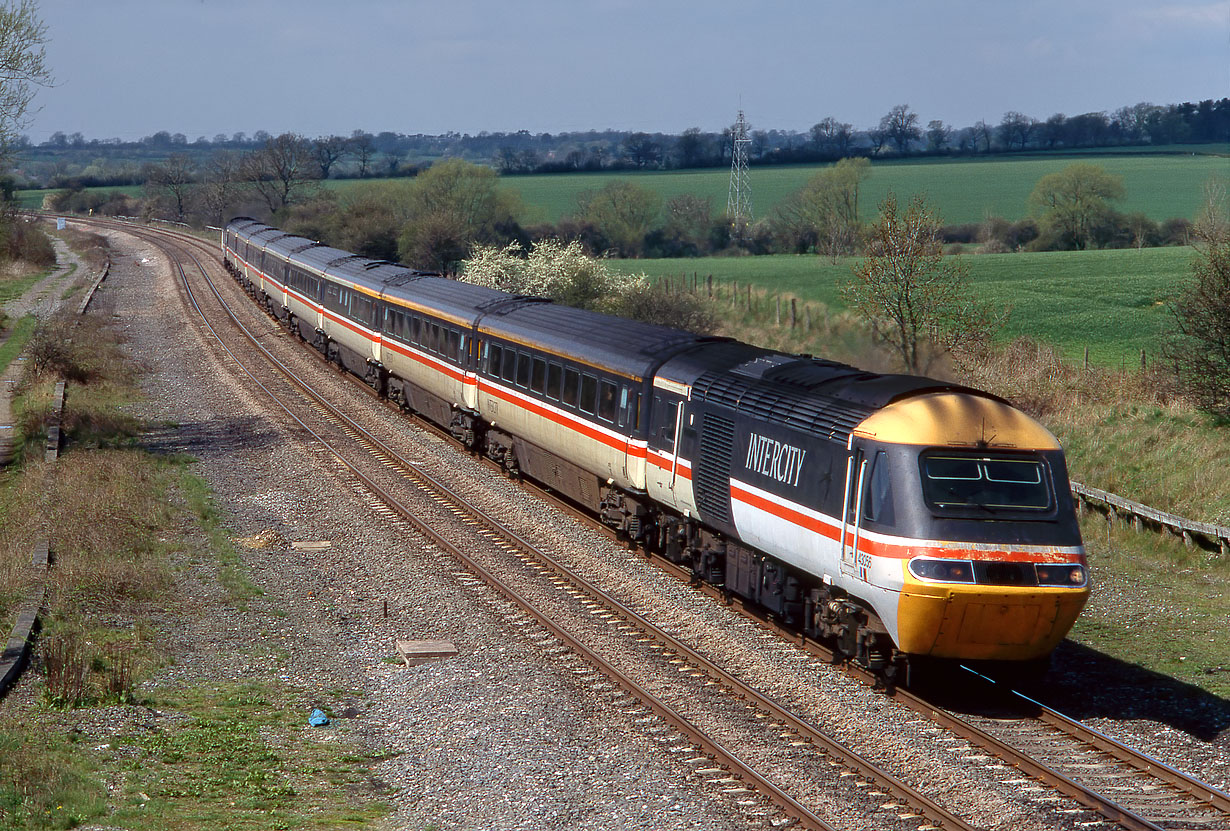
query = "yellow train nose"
xmin=896 ymin=579 xmax=1090 ymax=660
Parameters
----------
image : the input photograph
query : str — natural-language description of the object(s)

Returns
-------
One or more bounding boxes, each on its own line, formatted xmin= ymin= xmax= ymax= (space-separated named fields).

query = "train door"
xmin=646 ymin=391 xmax=684 ymax=508
xmin=840 ymin=444 xmax=868 ymax=578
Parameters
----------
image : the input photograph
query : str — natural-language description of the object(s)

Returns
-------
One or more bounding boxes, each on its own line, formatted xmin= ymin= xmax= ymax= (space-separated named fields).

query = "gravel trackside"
xmin=48 ymin=224 xmax=1229 ymax=831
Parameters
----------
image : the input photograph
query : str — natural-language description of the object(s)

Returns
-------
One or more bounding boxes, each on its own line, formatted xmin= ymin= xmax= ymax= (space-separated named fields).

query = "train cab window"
xmin=546 ymin=363 xmax=562 ymax=400
xmin=598 ymin=380 xmax=618 ymax=422
xmin=515 ymin=352 xmax=531 ymax=388
xmin=562 ymin=368 xmax=580 ymax=408
xmin=579 ymin=374 xmax=598 ymax=415
xmin=920 ymin=453 xmax=1052 ymax=512
xmin=864 ymin=451 xmax=894 ymax=525
xmin=531 ymin=358 xmax=546 ymax=394
xmin=501 ymin=348 xmax=517 ymax=382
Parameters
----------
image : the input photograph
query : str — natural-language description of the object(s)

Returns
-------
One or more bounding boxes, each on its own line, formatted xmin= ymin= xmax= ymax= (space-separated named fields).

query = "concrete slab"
xmin=395 ymin=639 xmax=459 ymax=667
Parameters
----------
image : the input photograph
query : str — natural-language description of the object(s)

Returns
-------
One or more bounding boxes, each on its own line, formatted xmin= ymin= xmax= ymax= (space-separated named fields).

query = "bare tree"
xmin=350 ymin=130 xmax=376 ymax=177
xmin=925 ymin=120 xmax=951 ymax=152
xmin=843 ymin=192 xmax=1004 ymax=373
xmin=1163 ymin=181 xmax=1230 ymax=416
xmin=998 ymin=111 xmax=1037 ymax=150
xmin=879 ymin=104 xmax=921 ymax=154
xmin=971 ymin=120 xmax=994 ymax=153
xmin=198 ymin=152 xmax=243 ymax=225
xmin=142 ymin=154 xmax=196 ymax=221
xmin=241 ymin=133 xmax=319 ymax=213
xmin=810 ymin=117 xmax=854 ymax=156
xmin=312 ymin=135 xmax=349 ymax=179
xmin=0 ymin=0 xmax=52 ymax=162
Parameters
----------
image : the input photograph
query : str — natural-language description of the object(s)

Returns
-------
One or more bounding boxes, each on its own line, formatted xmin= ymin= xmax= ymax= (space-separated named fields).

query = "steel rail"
xmin=99 ymin=217 xmax=1230 ymax=831
xmin=143 ymin=225 xmax=840 ymax=831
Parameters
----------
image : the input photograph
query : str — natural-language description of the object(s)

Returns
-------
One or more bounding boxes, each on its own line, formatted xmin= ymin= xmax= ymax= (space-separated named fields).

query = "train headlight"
xmin=909 ymin=558 xmax=976 ymax=583
xmin=1034 ymin=563 xmax=1088 ymax=587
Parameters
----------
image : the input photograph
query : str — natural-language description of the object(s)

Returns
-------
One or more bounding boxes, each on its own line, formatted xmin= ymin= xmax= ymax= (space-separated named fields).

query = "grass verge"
xmin=0 ymin=298 xmax=388 ymax=829
xmin=1072 ymin=512 xmax=1230 ymax=698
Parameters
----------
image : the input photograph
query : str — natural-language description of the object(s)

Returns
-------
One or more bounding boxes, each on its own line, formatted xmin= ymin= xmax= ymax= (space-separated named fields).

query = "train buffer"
xmin=395 ymin=639 xmax=458 ymax=667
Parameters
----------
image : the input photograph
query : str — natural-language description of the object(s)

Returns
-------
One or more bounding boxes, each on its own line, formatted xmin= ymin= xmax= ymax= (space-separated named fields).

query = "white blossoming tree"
xmin=461 ymin=238 xmax=718 ymax=334
xmin=461 ymin=238 xmax=638 ymax=309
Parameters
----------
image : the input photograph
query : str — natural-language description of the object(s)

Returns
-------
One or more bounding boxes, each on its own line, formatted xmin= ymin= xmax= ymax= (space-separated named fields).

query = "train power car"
xmin=223 ymin=218 xmax=1089 ymax=681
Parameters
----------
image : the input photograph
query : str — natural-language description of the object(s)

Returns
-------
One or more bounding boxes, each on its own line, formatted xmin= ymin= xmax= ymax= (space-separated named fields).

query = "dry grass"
xmin=951 ymin=338 xmax=1230 ymax=526
xmin=719 ymin=290 xmax=1230 ymax=528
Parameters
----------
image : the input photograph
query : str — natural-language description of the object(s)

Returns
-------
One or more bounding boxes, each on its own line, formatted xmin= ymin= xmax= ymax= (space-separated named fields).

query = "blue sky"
xmin=24 ymin=0 xmax=1230 ymax=142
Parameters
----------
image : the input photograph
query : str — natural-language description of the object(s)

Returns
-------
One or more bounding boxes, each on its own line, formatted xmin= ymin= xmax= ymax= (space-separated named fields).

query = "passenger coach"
xmin=223 ymin=217 xmax=1089 ymax=680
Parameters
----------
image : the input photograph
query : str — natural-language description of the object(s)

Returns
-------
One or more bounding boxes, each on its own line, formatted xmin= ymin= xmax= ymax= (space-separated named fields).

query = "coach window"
xmin=409 ymin=315 xmax=421 ymax=344
xmin=563 ymin=368 xmax=580 ymax=408
xmin=515 ymin=351 xmax=531 ymax=388
xmin=579 ymin=374 xmax=598 ymax=415
xmin=487 ymin=343 xmax=501 ymax=375
xmin=323 ymin=283 xmax=340 ymax=311
xmin=598 ymin=380 xmax=617 ymax=423
xmin=546 ymin=363 xmax=562 ymax=400
xmin=530 ymin=358 xmax=547 ymax=394
xmin=618 ymin=387 xmax=639 ymax=430
xmin=523 ymin=358 xmax=543 ymax=393
xmin=501 ymin=347 xmax=517 ymax=382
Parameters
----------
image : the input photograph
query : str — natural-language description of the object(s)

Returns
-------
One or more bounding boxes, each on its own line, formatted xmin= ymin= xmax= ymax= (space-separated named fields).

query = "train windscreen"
xmin=920 ymin=453 xmax=1052 ymax=512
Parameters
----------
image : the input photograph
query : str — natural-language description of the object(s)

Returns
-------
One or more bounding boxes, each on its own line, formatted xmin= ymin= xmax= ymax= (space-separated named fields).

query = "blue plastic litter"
xmin=308 ymin=708 xmax=330 ymax=727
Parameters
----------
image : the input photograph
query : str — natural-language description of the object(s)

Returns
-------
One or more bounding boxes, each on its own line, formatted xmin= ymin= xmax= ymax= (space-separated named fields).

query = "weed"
xmin=41 ymin=629 xmax=89 ymax=708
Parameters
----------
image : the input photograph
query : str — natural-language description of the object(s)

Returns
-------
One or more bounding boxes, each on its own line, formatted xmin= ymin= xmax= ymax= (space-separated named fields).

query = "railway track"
xmin=105 ymin=222 xmax=985 ymax=829
xmin=79 ymin=217 xmax=1230 ymax=831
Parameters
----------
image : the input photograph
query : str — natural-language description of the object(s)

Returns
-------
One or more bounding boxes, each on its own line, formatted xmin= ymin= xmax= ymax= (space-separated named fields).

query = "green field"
xmin=23 ymin=145 xmax=1226 ymax=225
xmin=495 ymin=150 xmax=1228 ymax=226
xmin=608 ymin=246 xmax=1196 ymax=367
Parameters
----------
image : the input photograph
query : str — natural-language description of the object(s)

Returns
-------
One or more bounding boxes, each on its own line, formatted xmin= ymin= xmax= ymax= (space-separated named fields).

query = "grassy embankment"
xmin=0 ymin=247 xmax=389 ymax=829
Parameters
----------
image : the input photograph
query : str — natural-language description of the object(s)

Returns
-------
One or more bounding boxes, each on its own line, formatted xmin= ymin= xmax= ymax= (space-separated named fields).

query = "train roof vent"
xmin=326 ymin=254 xmax=366 ymax=268
xmin=474 ymin=294 xmax=553 ymax=314
xmin=363 ymin=260 xmax=398 ymax=269
xmin=288 ymin=241 xmax=322 ymax=254
xmin=731 ymin=354 xmax=796 ymax=380
xmin=691 ymin=369 xmax=873 ymax=444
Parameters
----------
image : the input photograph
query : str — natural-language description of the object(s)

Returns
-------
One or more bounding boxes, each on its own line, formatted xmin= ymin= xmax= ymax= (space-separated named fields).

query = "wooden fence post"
xmin=790 ymin=298 xmax=797 ymax=329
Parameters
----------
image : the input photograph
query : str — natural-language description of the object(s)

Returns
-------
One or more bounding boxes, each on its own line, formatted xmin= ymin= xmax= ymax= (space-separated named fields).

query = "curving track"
xmin=76 ymin=217 xmax=1230 ymax=831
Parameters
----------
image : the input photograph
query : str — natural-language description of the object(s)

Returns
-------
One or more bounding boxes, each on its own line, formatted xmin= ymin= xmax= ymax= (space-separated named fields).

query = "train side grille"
xmin=694 ymin=413 xmax=735 ymax=524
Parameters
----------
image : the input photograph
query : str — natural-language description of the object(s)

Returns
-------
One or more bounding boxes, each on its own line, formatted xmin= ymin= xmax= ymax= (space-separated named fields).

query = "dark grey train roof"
xmin=382 ymin=277 xmax=515 ymax=326
xmin=477 ymin=300 xmax=721 ymax=380
xmin=659 ymin=344 xmax=1002 ymax=444
xmin=265 ymin=234 xmax=320 ymax=259
xmin=292 ymin=244 xmax=358 ymax=274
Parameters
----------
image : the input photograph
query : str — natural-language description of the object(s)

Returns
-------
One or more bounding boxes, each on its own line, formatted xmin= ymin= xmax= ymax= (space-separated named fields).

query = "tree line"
xmin=12 ymin=96 xmax=1228 ymax=191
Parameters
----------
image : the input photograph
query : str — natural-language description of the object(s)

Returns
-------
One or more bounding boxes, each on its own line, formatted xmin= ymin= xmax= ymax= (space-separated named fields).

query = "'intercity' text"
xmin=744 ymin=433 xmax=807 ymax=488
